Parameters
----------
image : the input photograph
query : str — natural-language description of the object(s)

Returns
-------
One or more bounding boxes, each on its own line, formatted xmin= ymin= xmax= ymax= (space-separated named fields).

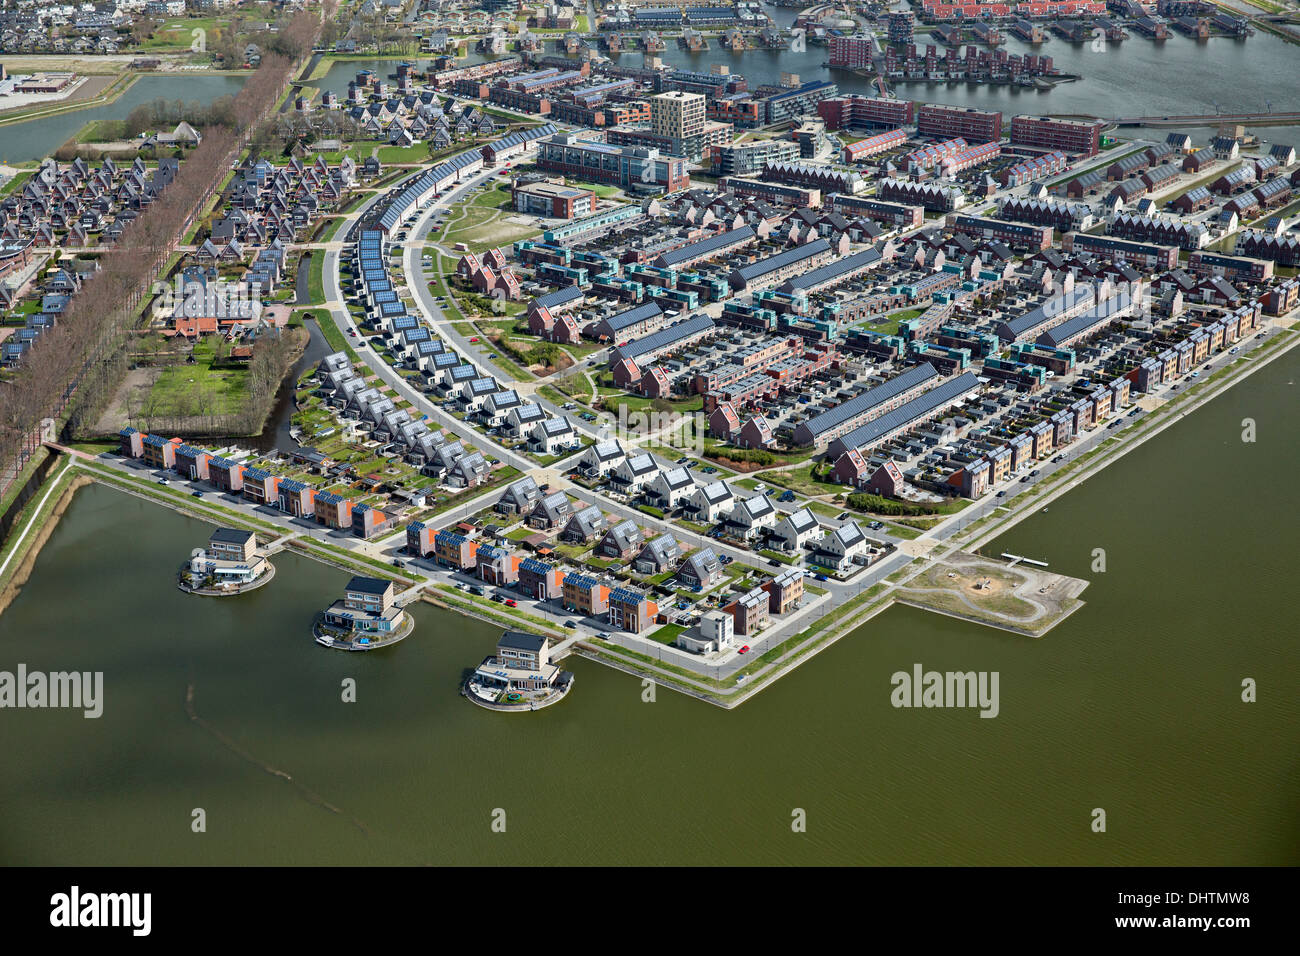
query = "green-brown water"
xmin=1 ymin=350 xmax=1297 ymax=865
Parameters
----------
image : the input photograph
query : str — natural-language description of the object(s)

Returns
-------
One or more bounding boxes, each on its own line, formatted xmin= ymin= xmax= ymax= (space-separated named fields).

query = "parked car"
xmin=837 ymin=511 xmax=850 ymax=520
xmin=738 ymin=645 xmax=750 ymax=654
xmin=191 ymin=491 xmax=203 ymax=498
xmin=564 ymin=621 xmax=577 ymax=629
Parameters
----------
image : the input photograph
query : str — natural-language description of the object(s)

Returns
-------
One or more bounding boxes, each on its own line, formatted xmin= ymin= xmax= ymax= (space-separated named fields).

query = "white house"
xmin=770 ymin=507 xmax=823 ymax=552
xmin=813 ymin=521 xmax=871 ymax=573
xmin=687 ymin=479 xmax=735 ymax=524
xmin=725 ymin=493 xmax=778 ymax=540
xmin=645 ymin=466 xmax=695 ymax=510
xmin=578 ymin=439 xmax=625 ymax=477
xmin=610 ymin=453 xmax=659 ymax=493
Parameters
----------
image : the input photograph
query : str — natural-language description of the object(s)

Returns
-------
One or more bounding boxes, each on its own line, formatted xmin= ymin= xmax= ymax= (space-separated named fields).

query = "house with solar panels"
xmin=530 ymin=416 xmax=577 ymax=456
xmin=528 ymin=490 xmax=575 ymax=530
xmin=679 ymin=547 xmax=723 ymax=591
xmin=518 ymin=557 xmax=565 ymax=600
xmin=645 ymin=466 xmax=695 ymax=510
xmin=724 ymin=493 xmax=777 ymax=540
xmin=562 ymin=504 xmax=609 ymax=544
xmin=634 ymin=533 xmax=682 ymax=575
xmin=182 ymin=529 xmax=271 ymax=595
xmin=770 ymin=508 xmax=823 ymax=553
xmin=577 ymin=439 xmax=625 ymax=477
xmin=686 ymin=479 xmax=735 ymax=524
xmin=812 ymin=522 xmax=872 ymax=574
xmin=477 ymin=545 xmax=522 ymax=587
xmin=608 ymin=586 xmax=658 ymax=634
xmin=725 ymin=586 xmax=770 ymax=636
xmin=208 ymin=457 xmax=244 ymax=493
xmin=562 ymin=573 xmax=610 ymax=615
xmin=241 ymin=467 xmax=280 ymax=506
xmin=434 ymin=528 xmax=478 ymax=570
xmin=317 ymin=576 xmax=411 ymax=649
xmin=174 ymin=444 xmax=211 ymax=481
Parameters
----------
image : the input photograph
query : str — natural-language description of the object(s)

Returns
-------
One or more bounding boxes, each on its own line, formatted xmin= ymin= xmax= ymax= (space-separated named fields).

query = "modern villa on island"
xmin=179 ymin=529 xmax=273 ymax=595
xmin=315 ymin=576 xmax=413 ymax=650
xmin=466 ymin=630 xmax=573 ymax=710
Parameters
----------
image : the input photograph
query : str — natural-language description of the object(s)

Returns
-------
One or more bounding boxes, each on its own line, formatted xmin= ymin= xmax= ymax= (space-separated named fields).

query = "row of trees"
xmin=0 ymin=7 xmax=326 ymax=485
xmin=125 ymin=329 xmax=300 ymax=437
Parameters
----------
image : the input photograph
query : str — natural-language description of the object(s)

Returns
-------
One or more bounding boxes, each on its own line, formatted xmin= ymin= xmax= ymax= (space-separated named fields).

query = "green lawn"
xmin=149 ymin=344 xmax=249 ymax=418
xmin=648 ymin=623 xmax=686 ymax=646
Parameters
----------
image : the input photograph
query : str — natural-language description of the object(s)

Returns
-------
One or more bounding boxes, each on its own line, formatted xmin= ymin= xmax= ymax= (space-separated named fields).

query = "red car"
xmin=469 ymin=336 xmax=480 ymax=343
xmin=505 ymin=599 xmax=517 ymax=607
xmin=739 ymin=645 xmax=750 ymax=654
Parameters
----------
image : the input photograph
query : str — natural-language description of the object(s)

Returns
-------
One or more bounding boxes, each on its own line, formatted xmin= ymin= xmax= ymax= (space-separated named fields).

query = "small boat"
xmin=1041 ymin=507 xmax=1049 ymax=513
xmin=315 ymin=634 xmax=334 ymax=647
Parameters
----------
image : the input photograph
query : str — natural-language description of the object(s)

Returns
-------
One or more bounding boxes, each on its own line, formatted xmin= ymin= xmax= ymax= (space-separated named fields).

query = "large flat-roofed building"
xmin=918 ymin=104 xmax=1002 ymax=143
xmin=537 ymin=132 xmax=690 ymax=193
xmin=792 ymin=362 xmax=940 ymax=447
xmin=817 ymin=94 xmax=915 ymax=131
xmin=1010 ymin=115 xmax=1104 ymax=156
xmin=1187 ymin=250 xmax=1274 ymax=282
xmin=762 ymin=80 xmax=839 ymax=125
xmin=715 ymin=177 xmax=821 ymax=208
xmin=712 ymin=138 xmax=800 ymax=177
xmin=945 ymin=213 xmax=1053 ymax=252
xmin=512 ymin=180 xmax=596 ymax=219
xmin=650 ymin=89 xmax=705 ymax=142
xmin=829 ymin=34 xmax=876 ymax=69
xmin=1062 ymin=232 xmax=1179 ymax=270
xmin=828 ymin=194 xmax=924 ymax=229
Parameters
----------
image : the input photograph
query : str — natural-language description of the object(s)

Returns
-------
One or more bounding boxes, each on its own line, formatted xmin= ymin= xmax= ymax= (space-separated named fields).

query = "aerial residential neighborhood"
xmin=0 ymin=0 xmax=1295 ymax=883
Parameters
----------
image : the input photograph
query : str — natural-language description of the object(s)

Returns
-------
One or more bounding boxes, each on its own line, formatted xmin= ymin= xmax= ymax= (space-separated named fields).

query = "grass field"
xmin=149 ymin=338 xmax=248 ymax=417
xmin=140 ymin=17 xmax=232 ymax=52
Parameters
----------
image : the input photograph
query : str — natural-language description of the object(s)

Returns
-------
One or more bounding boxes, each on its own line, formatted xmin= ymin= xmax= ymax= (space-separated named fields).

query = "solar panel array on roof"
xmin=733 ymin=239 xmax=832 ymax=283
xmin=831 ymin=371 xmax=981 ymax=455
xmin=795 ymin=363 xmax=939 ymax=442
xmin=656 ymin=226 xmax=755 ymax=268
xmin=615 ymin=314 xmax=715 ymax=363
xmin=533 ymin=285 xmax=583 ymax=310
xmin=1001 ymin=285 xmax=1095 ymax=339
xmin=1038 ymin=289 xmax=1133 ymax=347
xmin=603 ymin=301 xmax=663 ymax=332
xmin=786 ymin=246 xmax=882 ymax=292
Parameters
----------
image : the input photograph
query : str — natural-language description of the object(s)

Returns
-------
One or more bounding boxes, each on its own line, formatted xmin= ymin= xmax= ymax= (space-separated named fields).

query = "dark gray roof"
xmin=498 ymin=630 xmax=546 ymax=652
xmin=732 ymin=238 xmax=831 ymax=284
xmin=830 ymin=371 xmax=981 ymax=455
xmin=795 ymin=363 xmax=939 ymax=442
xmin=656 ymin=225 xmax=755 ymax=268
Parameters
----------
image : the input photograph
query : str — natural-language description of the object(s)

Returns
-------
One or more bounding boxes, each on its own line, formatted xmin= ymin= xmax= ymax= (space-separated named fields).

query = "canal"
xmin=0 ymin=347 xmax=1295 ymax=865
xmin=0 ymin=73 xmax=247 ymax=165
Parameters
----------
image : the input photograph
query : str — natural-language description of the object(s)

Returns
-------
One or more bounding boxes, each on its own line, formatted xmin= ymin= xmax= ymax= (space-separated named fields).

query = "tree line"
xmin=0 ymin=5 xmax=326 ymax=484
